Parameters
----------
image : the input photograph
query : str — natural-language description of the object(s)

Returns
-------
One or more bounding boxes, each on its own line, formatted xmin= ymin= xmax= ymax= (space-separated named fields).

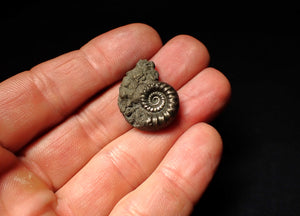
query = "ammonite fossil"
xmin=118 ymin=59 xmax=179 ymax=131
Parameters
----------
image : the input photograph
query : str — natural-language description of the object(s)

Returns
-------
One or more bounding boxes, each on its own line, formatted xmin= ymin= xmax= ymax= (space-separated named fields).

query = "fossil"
xmin=118 ymin=59 xmax=179 ymax=131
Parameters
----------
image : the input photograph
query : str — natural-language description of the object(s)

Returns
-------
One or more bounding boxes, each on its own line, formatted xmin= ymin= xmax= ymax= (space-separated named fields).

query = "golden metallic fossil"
xmin=118 ymin=59 xmax=179 ymax=131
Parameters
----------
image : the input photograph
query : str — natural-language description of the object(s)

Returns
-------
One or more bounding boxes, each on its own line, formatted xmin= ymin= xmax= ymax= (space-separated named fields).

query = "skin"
xmin=0 ymin=23 xmax=231 ymax=216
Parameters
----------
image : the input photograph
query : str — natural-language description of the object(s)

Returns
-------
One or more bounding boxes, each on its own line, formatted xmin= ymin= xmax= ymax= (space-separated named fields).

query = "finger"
xmin=0 ymin=23 xmax=162 ymax=152
xmin=54 ymin=68 xmax=230 ymax=215
xmin=20 ymin=35 xmax=210 ymax=189
xmin=109 ymin=123 xmax=222 ymax=216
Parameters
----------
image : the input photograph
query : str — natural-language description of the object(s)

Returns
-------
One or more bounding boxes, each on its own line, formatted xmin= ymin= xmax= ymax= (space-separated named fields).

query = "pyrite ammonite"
xmin=118 ymin=59 xmax=179 ymax=131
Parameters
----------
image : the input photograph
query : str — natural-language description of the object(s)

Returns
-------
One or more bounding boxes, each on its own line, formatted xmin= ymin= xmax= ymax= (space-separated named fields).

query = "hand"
xmin=0 ymin=24 xmax=231 ymax=216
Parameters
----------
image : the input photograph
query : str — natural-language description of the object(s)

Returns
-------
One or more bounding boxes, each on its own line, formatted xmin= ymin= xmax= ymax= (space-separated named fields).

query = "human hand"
xmin=0 ymin=24 xmax=231 ymax=215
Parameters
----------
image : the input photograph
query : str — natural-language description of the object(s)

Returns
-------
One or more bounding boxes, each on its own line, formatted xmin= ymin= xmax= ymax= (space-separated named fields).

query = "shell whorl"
xmin=140 ymin=82 xmax=179 ymax=129
xmin=118 ymin=59 xmax=179 ymax=131
xmin=141 ymin=82 xmax=168 ymax=112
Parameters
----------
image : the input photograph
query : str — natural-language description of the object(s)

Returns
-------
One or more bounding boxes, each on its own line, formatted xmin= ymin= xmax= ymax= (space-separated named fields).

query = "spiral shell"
xmin=118 ymin=59 xmax=179 ymax=131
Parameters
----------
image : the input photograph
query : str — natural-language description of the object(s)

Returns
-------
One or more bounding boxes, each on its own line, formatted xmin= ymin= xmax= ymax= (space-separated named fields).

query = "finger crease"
xmin=28 ymin=69 xmax=67 ymax=120
xmin=159 ymin=165 xmax=195 ymax=205
xmin=80 ymin=45 xmax=112 ymax=88
xmin=106 ymin=147 xmax=146 ymax=191
xmin=74 ymin=110 xmax=110 ymax=150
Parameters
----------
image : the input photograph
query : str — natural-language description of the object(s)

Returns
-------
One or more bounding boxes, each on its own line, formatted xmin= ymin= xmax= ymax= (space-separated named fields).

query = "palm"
xmin=0 ymin=24 xmax=230 ymax=216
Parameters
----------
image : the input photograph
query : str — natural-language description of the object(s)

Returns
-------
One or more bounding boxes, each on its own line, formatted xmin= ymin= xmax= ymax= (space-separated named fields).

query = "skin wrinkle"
xmin=74 ymin=113 xmax=109 ymax=151
xmin=0 ymin=74 xmax=30 ymax=108
xmin=0 ymin=75 xmax=45 ymax=151
xmin=74 ymin=90 xmax=119 ymax=146
xmin=69 ymin=86 xmax=124 ymax=154
xmin=158 ymin=165 xmax=195 ymax=205
xmin=104 ymin=145 xmax=146 ymax=191
xmin=31 ymin=52 xmax=85 ymax=104
xmin=80 ymin=46 xmax=112 ymax=88
xmin=47 ymin=51 xmax=100 ymax=102
xmin=28 ymin=68 xmax=67 ymax=121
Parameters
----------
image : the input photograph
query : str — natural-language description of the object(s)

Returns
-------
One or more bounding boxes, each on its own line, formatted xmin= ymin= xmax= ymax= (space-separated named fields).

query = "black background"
xmin=1 ymin=2 xmax=300 ymax=216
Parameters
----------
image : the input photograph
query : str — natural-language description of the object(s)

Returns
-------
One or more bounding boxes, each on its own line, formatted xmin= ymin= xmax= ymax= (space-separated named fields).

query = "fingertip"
xmin=191 ymin=122 xmax=223 ymax=162
xmin=175 ymin=122 xmax=223 ymax=170
xmin=116 ymin=23 xmax=163 ymax=57
xmin=207 ymin=67 xmax=231 ymax=101
xmin=179 ymin=66 xmax=231 ymax=124
xmin=83 ymin=23 xmax=163 ymax=59
xmin=80 ymin=23 xmax=163 ymax=82
xmin=201 ymin=67 xmax=232 ymax=120
xmin=155 ymin=33 xmax=210 ymax=65
xmin=126 ymin=23 xmax=163 ymax=48
xmin=172 ymin=34 xmax=210 ymax=64
xmin=161 ymin=122 xmax=223 ymax=202
xmin=151 ymin=34 xmax=210 ymax=87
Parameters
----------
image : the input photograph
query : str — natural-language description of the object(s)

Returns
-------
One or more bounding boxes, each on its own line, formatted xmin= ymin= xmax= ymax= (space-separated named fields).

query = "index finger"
xmin=0 ymin=23 xmax=162 ymax=152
